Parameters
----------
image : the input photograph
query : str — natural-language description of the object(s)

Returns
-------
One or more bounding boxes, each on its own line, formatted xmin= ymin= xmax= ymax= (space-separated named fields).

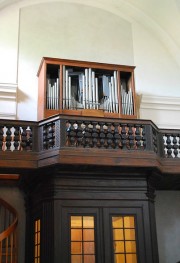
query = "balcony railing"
xmin=0 ymin=198 xmax=18 ymax=263
xmin=0 ymin=115 xmax=180 ymax=173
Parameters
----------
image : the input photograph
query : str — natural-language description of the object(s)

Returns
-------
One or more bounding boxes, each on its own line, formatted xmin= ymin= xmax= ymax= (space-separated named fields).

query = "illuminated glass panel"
xmin=112 ymin=216 xmax=137 ymax=263
xmin=70 ymin=216 xmax=95 ymax=263
xmin=34 ymin=219 xmax=40 ymax=263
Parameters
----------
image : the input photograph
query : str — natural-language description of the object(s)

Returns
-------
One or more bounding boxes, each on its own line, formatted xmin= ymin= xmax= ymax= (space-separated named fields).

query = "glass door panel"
xmin=103 ymin=207 xmax=146 ymax=263
xmin=70 ymin=216 xmax=95 ymax=263
xmin=112 ymin=216 xmax=137 ymax=263
xmin=62 ymin=206 xmax=146 ymax=263
xmin=61 ymin=207 xmax=102 ymax=263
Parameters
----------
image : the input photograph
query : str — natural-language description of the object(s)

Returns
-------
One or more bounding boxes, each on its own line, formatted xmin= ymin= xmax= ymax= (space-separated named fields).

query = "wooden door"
xmin=61 ymin=206 xmax=146 ymax=263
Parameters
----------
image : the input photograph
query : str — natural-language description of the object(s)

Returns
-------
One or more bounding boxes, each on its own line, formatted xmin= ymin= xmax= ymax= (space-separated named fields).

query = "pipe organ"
xmin=37 ymin=57 xmax=137 ymax=120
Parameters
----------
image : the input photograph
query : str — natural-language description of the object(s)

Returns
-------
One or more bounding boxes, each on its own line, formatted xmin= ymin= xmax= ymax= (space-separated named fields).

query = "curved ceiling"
xmin=0 ymin=0 xmax=180 ymax=65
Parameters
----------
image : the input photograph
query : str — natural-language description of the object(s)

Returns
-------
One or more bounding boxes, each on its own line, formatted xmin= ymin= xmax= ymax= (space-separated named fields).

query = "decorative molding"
xmin=0 ymin=83 xmax=17 ymax=119
xmin=0 ymin=113 xmax=16 ymax=119
xmin=140 ymin=94 xmax=180 ymax=111
xmin=0 ymin=83 xmax=17 ymax=99
xmin=139 ymin=94 xmax=180 ymax=129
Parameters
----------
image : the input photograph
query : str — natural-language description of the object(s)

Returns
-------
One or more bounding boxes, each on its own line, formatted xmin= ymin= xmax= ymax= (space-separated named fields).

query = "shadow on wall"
xmin=17 ymin=87 xmax=30 ymax=103
xmin=135 ymin=93 xmax=142 ymax=119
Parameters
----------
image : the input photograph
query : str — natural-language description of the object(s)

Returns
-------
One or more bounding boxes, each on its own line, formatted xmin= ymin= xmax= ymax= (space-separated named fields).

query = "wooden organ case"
xmin=26 ymin=57 xmax=160 ymax=263
xmin=37 ymin=57 xmax=137 ymax=120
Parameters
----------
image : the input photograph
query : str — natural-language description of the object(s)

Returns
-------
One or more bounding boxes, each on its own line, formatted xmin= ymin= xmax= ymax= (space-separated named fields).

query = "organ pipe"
xmin=48 ymin=67 xmax=134 ymax=115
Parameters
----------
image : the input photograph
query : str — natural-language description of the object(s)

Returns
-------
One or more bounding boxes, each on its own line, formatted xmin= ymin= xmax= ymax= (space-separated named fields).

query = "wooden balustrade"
xmin=0 ymin=115 xmax=171 ymax=156
xmin=65 ymin=120 xmax=147 ymax=150
xmin=0 ymin=198 xmax=18 ymax=263
xmin=0 ymin=120 xmax=37 ymax=152
xmin=1 ymin=115 xmax=180 ymax=162
xmin=161 ymin=130 xmax=180 ymax=158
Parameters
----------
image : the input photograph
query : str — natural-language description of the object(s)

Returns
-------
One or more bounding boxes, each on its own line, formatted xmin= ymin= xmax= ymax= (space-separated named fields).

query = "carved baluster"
xmin=81 ymin=122 xmax=86 ymax=148
xmin=114 ymin=123 xmax=121 ymax=149
xmin=142 ymin=125 xmax=146 ymax=149
xmin=20 ymin=127 xmax=27 ymax=151
xmin=128 ymin=124 xmax=135 ymax=149
xmin=121 ymin=124 xmax=127 ymax=149
xmin=92 ymin=121 xmax=98 ymax=148
xmin=152 ymin=128 xmax=158 ymax=153
xmin=0 ymin=126 xmax=4 ymax=151
xmin=29 ymin=127 xmax=33 ymax=150
xmin=43 ymin=125 xmax=49 ymax=149
xmin=165 ymin=134 xmax=172 ymax=158
xmin=5 ymin=126 xmax=12 ymax=151
xmin=76 ymin=121 xmax=83 ymax=147
xmin=13 ymin=126 xmax=20 ymax=150
xmin=48 ymin=123 xmax=55 ymax=148
xmin=84 ymin=121 xmax=91 ymax=148
xmin=99 ymin=122 xmax=105 ymax=148
xmin=66 ymin=121 xmax=72 ymax=146
xmin=88 ymin=123 xmax=93 ymax=148
xmin=25 ymin=127 xmax=32 ymax=151
xmin=106 ymin=122 xmax=114 ymax=148
xmin=70 ymin=122 xmax=76 ymax=147
xmin=70 ymin=122 xmax=78 ymax=146
xmin=172 ymin=134 xmax=178 ymax=158
xmin=135 ymin=124 xmax=142 ymax=149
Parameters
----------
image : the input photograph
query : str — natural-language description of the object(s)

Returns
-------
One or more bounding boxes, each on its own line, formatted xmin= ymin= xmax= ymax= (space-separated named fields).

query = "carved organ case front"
xmin=37 ymin=57 xmax=137 ymax=120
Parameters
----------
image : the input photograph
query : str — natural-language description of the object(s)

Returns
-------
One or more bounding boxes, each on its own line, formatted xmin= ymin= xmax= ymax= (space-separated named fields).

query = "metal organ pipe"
xmin=95 ymin=78 xmax=98 ymax=109
xmin=60 ymin=68 xmax=134 ymax=115
xmin=63 ymin=66 xmax=66 ymax=109
xmin=121 ymin=87 xmax=133 ymax=115
xmin=46 ymin=78 xmax=59 ymax=110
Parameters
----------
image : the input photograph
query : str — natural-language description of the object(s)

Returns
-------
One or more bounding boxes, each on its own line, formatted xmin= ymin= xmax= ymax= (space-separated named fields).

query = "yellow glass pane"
xmin=83 ymin=242 xmax=94 ymax=254
xmin=37 ymin=220 xmax=40 ymax=231
xmin=38 ymin=245 xmax=40 ymax=257
xmin=113 ymin=229 xmax=124 ymax=240
xmin=125 ymin=241 xmax=136 ymax=253
xmin=124 ymin=229 xmax=135 ymax=240
xmin=71 ymin=229 xmax=82 ymax=241
xmin=84 ymin=255 xmax=95 ymax=263
xmin=35 ymin=221 xmax=38 ymax=232
xmin=124 ymin=216 xmax=135 ymax=228
xmin=37 ymin=232 xmax=40 ymax=244
xmin=114 ymin=241 xmax=124 ymax=253
xmin=83 ymin=216 xmax=94 ymax=228
xmin=112 ymin=217 xmax=123 ymax=228
xmin=114 ymin=254 xmax=125 ymax=263
xmin=71 ymin=216 xmax=82 ymax=228
xmin=83 ymin=229 xmax=94 ymax=241
xmin=35 ymin=234 xmax=37 ymax=245
xmin=35 ymin=246 xmax=37 ymax=258
xmin=126 ymin=254 xmax=137 ymax=263
xmin=71 ymin=242 xmax=82 ymax=254
xmin=71 ymin=255 xmax=82 ymax=263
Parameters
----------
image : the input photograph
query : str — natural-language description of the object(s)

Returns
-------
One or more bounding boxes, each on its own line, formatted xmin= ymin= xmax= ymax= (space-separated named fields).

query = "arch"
xmin=0 ymin=0 xmax=179 ymax=66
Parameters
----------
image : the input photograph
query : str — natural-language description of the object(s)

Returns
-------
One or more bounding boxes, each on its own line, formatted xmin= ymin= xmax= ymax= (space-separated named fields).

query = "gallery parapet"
xmin=0 ymin=114 xmax=179 ymax=159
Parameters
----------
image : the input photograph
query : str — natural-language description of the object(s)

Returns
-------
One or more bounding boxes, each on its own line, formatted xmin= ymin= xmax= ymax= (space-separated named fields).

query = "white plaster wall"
xmin=0 ymin=5 xmax=19 ymax=84
xmin=0 ymin=1 xmax=179 ymax=124
xmin=132 ymin=22 xmax=180 ymax=97
xmin=17 ymin=2 xmax=134 ymax=120
xmin=0 ymin=5 xmax=19 ymax=118
xmin=155 ymin=191 xmax=180 ymax=263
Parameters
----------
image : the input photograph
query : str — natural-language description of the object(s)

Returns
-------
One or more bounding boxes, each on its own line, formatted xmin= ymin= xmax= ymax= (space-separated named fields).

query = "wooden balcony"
xmin=0 ymin=114 xmax=180 ymax=189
